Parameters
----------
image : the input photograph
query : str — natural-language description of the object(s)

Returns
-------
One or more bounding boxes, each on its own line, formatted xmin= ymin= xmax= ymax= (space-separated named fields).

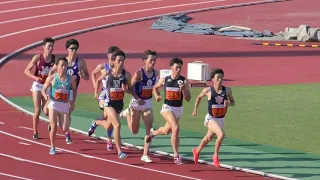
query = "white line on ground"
xmin=16 ymin=126 xmax=33 ymax=131
xmin=0 ymin=130 xmax=202 ymax=180
xmin=0 ymin=0 xmax=29 ymax=5
xmin=0 ymin=0 xmax=225 ymax=39
xmin=0 ymin=122 xmax=5 ymax=124
xmin=0 ymin=153 xmax=118 ymax=180
xmin=18 ymin=142 xmax=31 ymax=146
xmin=0 ymin=0 xmax=97 ymax=14
xmin=84 ymin=140 xmax=96 ymax=143
xmin=0 ymin=172 xmax=32 ymax=180
xmin=0 ymin=0 xmax=161 ymax=25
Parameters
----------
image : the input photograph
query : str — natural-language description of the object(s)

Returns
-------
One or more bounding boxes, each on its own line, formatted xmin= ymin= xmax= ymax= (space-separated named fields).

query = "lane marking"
xmin=0 ymin=0 xmax=29 ymax=5
xmin=0 ymin=0 xmax=225 ymax=39
xmin=84 ymin=140 xmax=96 ymax=143
xmin=0 ymin=0 xmax=162 ymax=25
xmin=0 ymin=122 xmax=4 ymax=124
xmin=0 ymin=0 xmax=97 ymax=14
xmin=19 ymin=142 xmax=31 ymax=146
xmin=57 ymin=134 xmax=65 ymax=137
xmin=0 ymin=153 xmax=118 ymax=180
xmin=0 ymin=172 xmax=32 ymax=180
xmin=0 ymin=130 xmax=203 ymax=180
xmin=16 ymin=126 xmax=33 ymax=131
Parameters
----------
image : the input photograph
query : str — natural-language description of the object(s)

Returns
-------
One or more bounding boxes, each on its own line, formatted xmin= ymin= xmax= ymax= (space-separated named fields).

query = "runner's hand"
xmin=137 ymin=98 xmax=145 ymax=105
xmin=155 ymin=95 xmax=162 ymax=102
xmin=224 ymin=99 xmax=230 ymax=107
xmin=192 ymin=110 xmax=197 ymax=117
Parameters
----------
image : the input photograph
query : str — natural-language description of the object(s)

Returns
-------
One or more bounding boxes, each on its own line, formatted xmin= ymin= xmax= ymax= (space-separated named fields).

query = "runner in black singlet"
xmin=191 ymin=68 xmax=235 ymax=167
xmin=147 ymin=57 xmax=191 ymax=165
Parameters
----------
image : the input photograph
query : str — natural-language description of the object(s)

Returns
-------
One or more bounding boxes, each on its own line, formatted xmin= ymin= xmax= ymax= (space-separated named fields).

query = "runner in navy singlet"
xmin=24 ymin=37 xmax=56 ymax=140
xmin=119 ymin=50 xmax=158 ymax=162
xmin=148 ymin=58 xmax=191 ymax=165
xmin=92 ymin=50 xmax=143 ymax=159
xmin=48 ymin=39 xmax=89 ymax=144
xmin=191 ymin=68 xmax=235 ymax=167
xmin=88 ymin=45 xmax=120 ymax=151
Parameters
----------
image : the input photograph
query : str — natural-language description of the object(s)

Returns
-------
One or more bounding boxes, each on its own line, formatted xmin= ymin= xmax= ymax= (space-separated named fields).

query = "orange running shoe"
xmin=192 ymin=148 xmax=199 ymax=163
xmin=213 ymin=156 xmax=220 ymax=167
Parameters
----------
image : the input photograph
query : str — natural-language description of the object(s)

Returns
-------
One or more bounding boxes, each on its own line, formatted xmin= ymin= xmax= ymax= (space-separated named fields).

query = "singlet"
xmin=66 ymin=58 xmax=80 ymax=88
xmin=105 ymin=69 xmax=127 ymax=104
xmin=164 ymin=75 xmax=185 ymax=107
xmin=34 ymin=54 xmax=55 ymax=84
xmin=102 ymin=63 xmax=111 ymax=90
xmin=50 ymin=73 xmax=72 ymax=103
xmin=208 ymin=86 xmax=228 ymax=118
xmin=134 ymin=68 xmax=157 ymax=100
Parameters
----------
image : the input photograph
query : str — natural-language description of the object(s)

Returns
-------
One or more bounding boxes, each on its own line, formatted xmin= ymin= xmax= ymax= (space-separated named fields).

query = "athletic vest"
xmin=164 ymin=75 xmax=185 ymax=107
xmin=134 ymin=68 xmax=157 ymax=100
xmin=34 ymin=54 xmax=55 ymax=84
xmin=50 ymin=73 xmax=72 ymax=103
xmin=208 ymin=86 xmax=228 ymax=118
xmin=66 ymin=58 xmax=80 ymax=88
xmin=105 ymin=69 xmax=127 ymax=103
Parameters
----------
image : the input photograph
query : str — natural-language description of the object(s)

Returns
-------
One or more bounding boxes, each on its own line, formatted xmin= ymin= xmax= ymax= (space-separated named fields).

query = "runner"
xmin=48 ymin=38 xmax=89 ymax=144
xmin=90 ymin=50 xmax=144 ymax=159
xmin=119 ymin=50 xmax=158 ymax=162
xmin=147 ymin=57 xmax=191 ymax=165
xmin=41 ymin=57 xmax=77 ymax=155
xmin=24 ymin=37 xmax=56 ymax=139
xmin=191 ymin=68 xmax=235 ymax=167
xmin=88 ymin=45 xmax=120 ymax=151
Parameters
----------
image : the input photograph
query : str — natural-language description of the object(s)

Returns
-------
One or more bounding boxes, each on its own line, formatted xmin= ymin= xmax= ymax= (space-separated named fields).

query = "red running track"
xmin=0 ymin=0 xmax=275 ymax=179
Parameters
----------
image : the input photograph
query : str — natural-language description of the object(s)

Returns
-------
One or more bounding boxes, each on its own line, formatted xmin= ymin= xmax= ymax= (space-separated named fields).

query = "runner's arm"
xmin=41 ymin=75 xmax=54 ymax=100
xmin=24 ymin=55 xmax=40 ymax=81
xmin=182 ymin=79 xmax=191 ymax=102
xmin=130 ymin=69 xmax=142 ymax=87
xmin=94 ymin=70 xmax=107 ymax=99
xmin=79 ymin=59 xmax=90 ymax=80
xmin=153 ymin=77 xmax=164 ymax=97
xmin=126 ymin=72 xmax=140 ymax=100
xmin=193 ymin=87 xmax=210 ymax=112
xmin=91 ymin=64 xmax=104 ymax=88
xmin=226 ymin=87 xmax=235 ymax=106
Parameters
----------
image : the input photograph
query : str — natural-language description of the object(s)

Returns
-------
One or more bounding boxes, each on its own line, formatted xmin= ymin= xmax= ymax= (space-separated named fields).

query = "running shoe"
xmin=213 ymin=156 xmax=220 ymax=167
xmin=174 ymin=155 xmax=183 ymax=165
xmin=192 ymin=148 xmax=199 ymax=164
xmin=49 ymin=147 xmax=56 ymax=155
xmin=107 ymin=141 xmax=113 ymax=151
xmin=141 ymin=155 xmax=152 ymax=163
xmin=65 ymin=133 xmax=72 ymax=144
xmin=88 ymin=121 xmax=97 ymax=136
xmin=119 ymin=152 xmax=127 ymax=159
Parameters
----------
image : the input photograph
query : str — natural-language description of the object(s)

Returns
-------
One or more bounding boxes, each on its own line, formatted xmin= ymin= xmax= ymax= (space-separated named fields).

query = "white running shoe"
xmin=120 ymin=108 xmax=129 ymax=118
xmin=141 ymin=155 xmax=152 ymax=163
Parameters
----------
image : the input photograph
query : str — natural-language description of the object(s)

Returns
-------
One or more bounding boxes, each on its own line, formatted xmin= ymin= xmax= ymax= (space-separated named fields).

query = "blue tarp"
xmin=150 ymin=14 xmax=274 ymax=37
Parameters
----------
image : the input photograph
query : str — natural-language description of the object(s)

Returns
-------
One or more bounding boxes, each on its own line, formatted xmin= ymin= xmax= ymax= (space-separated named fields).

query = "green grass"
xmin=10 ymin=83 xmax=320 ymax=154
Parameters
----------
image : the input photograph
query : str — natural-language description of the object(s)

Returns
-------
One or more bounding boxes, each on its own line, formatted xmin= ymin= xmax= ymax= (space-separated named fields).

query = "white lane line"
xmin=19 ymin=142 xmax=31 ymax=146
xmin=0 ymin=0 xmax=97 ymax=14
xmin=0 ymin=0 xmax=162 ymax=25
xmin=0 ymin=172 xmax=32 ymax=180
xmin=0 ymin=122 xmax=4 ymax=124
xmin=0 ymin=0 xmax=225 ymax=39
xmin=0 ymin=130 xmax=203 ymax=180
xmin=0 ymin=153 xmax=118 ymax=180
xmin=0 ymin=0 xmax=29 ymax=5
xmin=16 ymin=126 xmax=33 ymax=131
xmin=84 ymin=140 xmax=96 ymax=143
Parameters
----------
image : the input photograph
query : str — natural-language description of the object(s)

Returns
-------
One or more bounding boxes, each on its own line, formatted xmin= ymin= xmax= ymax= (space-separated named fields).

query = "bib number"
xmin=110 ymin=88 xmax=125 ymax=100
xmin=141 ymin=87 xmax=152 ymax=99
xmin=211 ymin=107 xmax=227 ymax=118
xmin=166 ymin=88 xmax=181 ymax=101
xmin=54 ymin=91 xmax=68 ymax=101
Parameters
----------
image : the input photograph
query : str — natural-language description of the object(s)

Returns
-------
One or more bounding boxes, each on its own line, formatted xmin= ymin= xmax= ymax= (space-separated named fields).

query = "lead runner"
xmin=147 ymin=57 xmax=191 ymax=165
xmin=191 ymin=68 xmax=235 ymax=167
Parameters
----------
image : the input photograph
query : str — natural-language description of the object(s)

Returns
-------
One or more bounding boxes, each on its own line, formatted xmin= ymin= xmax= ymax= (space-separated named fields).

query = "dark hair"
xmin=43 ymin=37 xmax=54 ymax=45
xmin=169 ymin=57 xmax=183 ymax=67
xmin=111 ymin=50 xmax=126 ymax=60
xmin=210 ymin=68 xmax=224 ymax=79
xmin=108 ymin=46 xmax=120 ymax=54
xmin=65 ymin=39 xmax=79 ymax=49
xmin=142 ymin=49 xmax=157 ymax=60
xmin=56 ymin=57 xmax=68 ymax=65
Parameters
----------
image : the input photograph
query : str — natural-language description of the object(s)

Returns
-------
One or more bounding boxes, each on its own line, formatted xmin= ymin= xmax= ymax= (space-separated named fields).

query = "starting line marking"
xmin=0 ymin=130 xmax=202 ymax=180
xmin=0 ymin=172 xmax=32 ymax=180
xmin=0 ymin=153 xmax=117 ymax=180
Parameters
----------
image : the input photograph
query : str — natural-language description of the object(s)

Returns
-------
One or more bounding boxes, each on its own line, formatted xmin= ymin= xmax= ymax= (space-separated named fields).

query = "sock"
xmin=107 ymin=127 xmax=113 ymax=137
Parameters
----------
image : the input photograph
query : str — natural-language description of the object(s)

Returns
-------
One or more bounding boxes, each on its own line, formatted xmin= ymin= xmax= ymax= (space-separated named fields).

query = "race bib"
xmin=211 ymin=105 xmax=227 ymax=118
xmin=141 ymin=86 xmax=152 ymax=99
xmin=39 ymin=74 xmax=48 ymax=84
xmin=110 ymin=88 xmax=125 ymax=101
xmin=165 ymin=87 xmax=181 ymax=101
xmin=54 ymin=89 xmax=69 ymax=101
